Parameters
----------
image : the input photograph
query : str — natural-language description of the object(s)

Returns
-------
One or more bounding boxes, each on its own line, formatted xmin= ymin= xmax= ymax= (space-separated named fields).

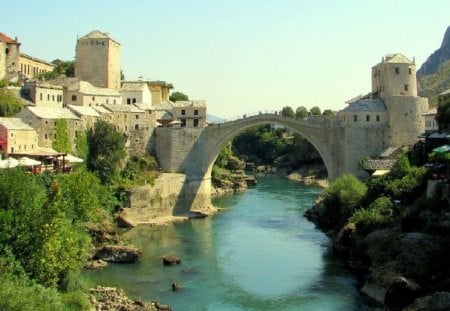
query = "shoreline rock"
xmin=95 ymin=244 xmax=142 ymax=263
xmin=88 ymin=286 xmax=172 ymax=311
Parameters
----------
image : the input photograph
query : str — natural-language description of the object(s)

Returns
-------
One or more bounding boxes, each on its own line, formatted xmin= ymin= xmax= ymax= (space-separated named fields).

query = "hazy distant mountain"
xmin=207 ymin=114 xmax=225 ymax=123
xmin=417 ymin=26 xmax=450 ymax=105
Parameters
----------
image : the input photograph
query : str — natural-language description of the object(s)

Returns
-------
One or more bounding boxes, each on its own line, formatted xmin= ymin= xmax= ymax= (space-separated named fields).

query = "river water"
xmin=86 ymin=176 xmax=370 ymax=310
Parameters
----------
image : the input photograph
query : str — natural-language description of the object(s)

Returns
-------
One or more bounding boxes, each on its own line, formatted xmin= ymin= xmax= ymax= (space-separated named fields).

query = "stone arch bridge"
xmin=154 ymin=113 xmax=359 ymax=214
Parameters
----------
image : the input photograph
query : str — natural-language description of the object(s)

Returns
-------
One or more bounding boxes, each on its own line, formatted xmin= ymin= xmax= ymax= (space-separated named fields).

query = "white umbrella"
xmin=0 ymin=157 xmax=19 ymax=169
xmin=57 ymin=154 xmax=84 ymax=163
xmin=18 ymin=156 xmax=42 ymax=166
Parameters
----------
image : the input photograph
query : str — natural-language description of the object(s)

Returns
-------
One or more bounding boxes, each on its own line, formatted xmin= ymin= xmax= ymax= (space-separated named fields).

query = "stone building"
xmin=75 ymin=30 xmax=121 ymax=90
xmin=172 ymin=100 xmax=207 ymax=128
xmin=102 ymin=103 xmax=156 ymax=154
xmin=423 ymin=108 xmax=438 ymax=132
xmin=120 ymin=81 xmax=152 ymax=106
xmin=22 ymin=80 xmax=63 ymax=108
xmin=0 ymin=32 xmax=20 ymax=81
xmin=0 ymin=117 xmax=39 ymax=158
xmin=372 ymin=54 xmax=428 ymax=147
xmin=67 ymin=105 xmax=101 ymax=129
xmin=64 ymin=80 xmax=121 ymax=107
xmin=16 ymin=106 xmax=82 ymax=149
xmin=148 ymin=81 xmax=172 ymax=105
xmin=19 ymin=53 xmax=55 ymax=79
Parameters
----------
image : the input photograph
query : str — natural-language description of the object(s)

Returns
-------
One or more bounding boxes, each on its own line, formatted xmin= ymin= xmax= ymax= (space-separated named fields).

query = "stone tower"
xmin=75 ymin=30 xmax=121 ymax=90
xmin=0 ymin=33 xmax=20 ymax=81
xmin=372 ymin=54 xmax=428 ymax=147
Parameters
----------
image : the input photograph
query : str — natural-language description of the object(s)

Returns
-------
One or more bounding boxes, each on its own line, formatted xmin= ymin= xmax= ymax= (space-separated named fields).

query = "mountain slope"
xmin=417 ymin=26 xmax=450 ymax=106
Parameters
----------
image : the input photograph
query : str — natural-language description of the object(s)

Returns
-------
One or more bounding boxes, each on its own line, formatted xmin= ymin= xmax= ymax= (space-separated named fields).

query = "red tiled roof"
xmin=0 ymin=32 xmax=18 ymax=44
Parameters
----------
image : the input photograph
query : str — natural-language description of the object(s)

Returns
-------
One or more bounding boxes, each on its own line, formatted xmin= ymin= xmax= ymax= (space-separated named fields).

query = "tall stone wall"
xmin=384 ymin=96 xmax=428 ymax=147
xmin=155 ymin=127 xmax=205 ymax=173
xmin=0 ymin=41 xmax=5 ymax=80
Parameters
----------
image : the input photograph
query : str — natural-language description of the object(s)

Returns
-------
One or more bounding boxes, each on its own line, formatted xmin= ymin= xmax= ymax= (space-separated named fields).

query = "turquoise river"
xmin=85 ymin=175 xmax=372 ymax=310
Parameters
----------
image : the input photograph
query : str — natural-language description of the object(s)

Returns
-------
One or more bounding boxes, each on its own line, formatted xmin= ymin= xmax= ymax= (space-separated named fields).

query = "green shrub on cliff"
xmin=321 ymin=174 xmax=367 ymax=227
xmin=350 ymin=196 xmax=394 ymax=234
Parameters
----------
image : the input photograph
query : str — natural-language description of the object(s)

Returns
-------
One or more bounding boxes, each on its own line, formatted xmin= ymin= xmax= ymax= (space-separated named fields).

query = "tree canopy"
xmin=281 ymin=106 xmax=295 ymax=118
xmin=169 ymin=91 xmax=189 ymax=102
xmin=436 ymin=100 xmax=450 ymax=130
xmin=51 ymin=119 xmax=72 ymax=153
xmin=87 ymin=120 xmax=126 ymax=184
xmin=309 ymin=106 xmax=322 ymax=116
xmin=0 ymin=88 xmax=22 ymax=117
xmin=295 ymin=106 xmax=308 ymax=120
xmin=39 ymin=60 xmax=75 ymax=80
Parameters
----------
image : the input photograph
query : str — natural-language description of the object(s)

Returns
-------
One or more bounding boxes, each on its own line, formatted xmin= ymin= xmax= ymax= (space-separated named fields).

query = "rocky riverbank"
xmin=305 ymin=197 xmax=450 ymax=310
xmin=88 ymin=286 xmax=172 ymax=311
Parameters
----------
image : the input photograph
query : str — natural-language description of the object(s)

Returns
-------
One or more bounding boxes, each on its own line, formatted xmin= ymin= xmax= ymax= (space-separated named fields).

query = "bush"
xmin=350 ymin=196 xmax=394 ymax=235
xmin=0 ymin=88 xmax=22 ymax=117
xmin=322 ymin=174 xmax=367 ymax=226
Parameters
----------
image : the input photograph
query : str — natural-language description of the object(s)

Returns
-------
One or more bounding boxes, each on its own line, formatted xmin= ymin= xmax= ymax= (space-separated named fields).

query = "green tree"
xmin=295 ymin=106 xmax=308 ymax=120
xmin=436 ymin=100 xmax=450 ymax=130
xmin=38 ymin=60 xmax=75 ymax=80
xmin=309 ymin=106 xmax=321 ymax=116
xmin=74 ymin=130 xmax=88 ymax=160
xmin=169 ymin=91 xmax=189 ymax=102
xmin=0 ymin=88 xmax=22 ymax=117
xmin=52 ymin=119 xmax=72 ymax=153
xmin=322 ymin=174 xmax=367 ymax=226
xmin=87 ymin=120 xmax=126 ymax=184
xmin=281 ymin=106 xmax=295 ymax=118
xmin=322 ymin=109 xmax=334 ymax=116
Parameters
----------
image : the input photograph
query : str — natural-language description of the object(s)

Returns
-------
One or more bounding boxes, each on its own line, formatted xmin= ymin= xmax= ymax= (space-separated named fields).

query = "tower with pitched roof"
xmin=75 ymin=30 xmax=121 ymax=90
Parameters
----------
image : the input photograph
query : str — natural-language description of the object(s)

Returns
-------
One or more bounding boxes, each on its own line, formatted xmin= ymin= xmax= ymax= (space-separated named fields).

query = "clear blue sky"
xmin=3 ymin=0 xmax=449 ymax=117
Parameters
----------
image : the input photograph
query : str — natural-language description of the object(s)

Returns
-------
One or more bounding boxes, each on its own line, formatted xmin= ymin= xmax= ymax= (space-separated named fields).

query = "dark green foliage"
xmin=322 ymin=109 xmax=334 ymax=116
xmin=418 ymin=59 xmax=450 ymax=107
xmin=87 ymin=120 xmax=126 ymax=184
xmin=169 ymin=91 xmax=189 ymax=102
xmin=281 ymin=106 xmax=295 ymax=118
xmin=75 ymin=130 xmax=88 ymax=160
xmin=232 ymin=125 xmax=292 ymax=164
xmin=38 ymin=60 xmax=75 ymax=80
xmin=436 ymin=97 xmax=450 ymax=130
xmin=52 ymin=119 xmax=72 ymax=153
xmin=309 ymin=106 xmax=321 ymax=116
xmin=120 ymin=154 xmax=158 ymax=186
xmin=295 ymin=106 xmax=308 ymax=120
xmin=0 ymin=88 xmax=22 ymax=116
xmin=0 ymin=169 xmax=91 ymax=288
xmin=321 ymin=174 xmax=367 ymax=227
xmin=350 ymin=196 xmax=394 ymax=234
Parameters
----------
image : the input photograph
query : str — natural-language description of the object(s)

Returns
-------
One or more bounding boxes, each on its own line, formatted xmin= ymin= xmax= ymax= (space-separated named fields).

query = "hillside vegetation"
xmin=418 ymin=59 xmax=450 ymax=106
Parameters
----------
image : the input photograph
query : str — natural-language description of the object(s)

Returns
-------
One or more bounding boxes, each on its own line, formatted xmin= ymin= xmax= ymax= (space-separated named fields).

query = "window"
xmin=52 ymin=95 xmax=55 ymax=101
xmin=92 ymin=96 xmax=95 ymax=101
xmin=181 ymin=119 xmax=186 ymax=127
xmin=404 ymin=84 xmax=409 ymax=91
xmin=135 ymin=115 xmax=139 ymax=119
xmin=40 ymin=93 xmax=43 ymax=100
xmin=45 ymin=133 xmax=48 ymax=140
xmin=181 ymin=109 xmax=186 ymax=115
xmin=366 ymin=115 xmax=370 ymax=122
xmin=127 ymin=98 xmax=131 ymax=105
xmin=395 ymin=67 xmax=400 ymax=74
xmin=353 ymin=115 xmax=357 ymax=122
xmin=376 ymin=115 xmax=380 ymax=122
xmin=135 ymin=124 xmax=139 ymax=130
xmin=193 ymin=119 xmax=199 ymax=127
xmin=10 ymin=132 xmax=13 ymax=137
xmin=47 ymin=94 xmax=50 ymax=100
xmin=408 ymin=68 xmax=412 ymax=75
xmin=194 ymin=109 xmax=199 ymax=115
xmin=71 ymin=95 xmax=77 ymax=101
xmin=132 ymin=98 xmax=137 ymax=104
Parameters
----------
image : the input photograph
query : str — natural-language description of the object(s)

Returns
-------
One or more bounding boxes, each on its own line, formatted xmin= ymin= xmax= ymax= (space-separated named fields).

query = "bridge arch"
xmin=201 ymin=114 xmax=339 ymax=181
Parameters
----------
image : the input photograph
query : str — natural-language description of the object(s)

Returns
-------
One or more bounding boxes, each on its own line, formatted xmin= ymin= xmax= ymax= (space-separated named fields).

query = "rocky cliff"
xmin=418 ymin=26 xmax=450 ymax=104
